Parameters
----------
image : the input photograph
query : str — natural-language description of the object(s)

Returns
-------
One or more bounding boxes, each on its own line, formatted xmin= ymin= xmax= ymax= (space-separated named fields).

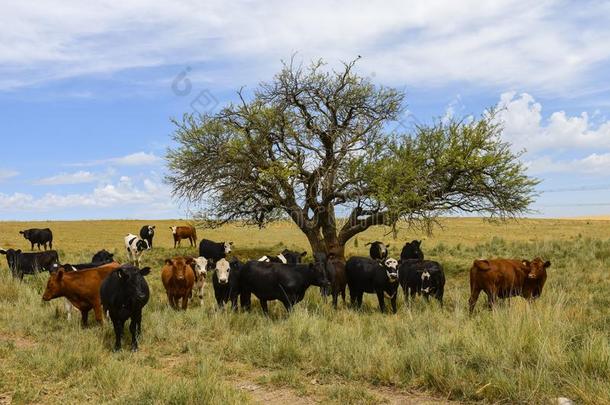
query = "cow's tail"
xmin=192 ymin=227 xmax=197 ymax=243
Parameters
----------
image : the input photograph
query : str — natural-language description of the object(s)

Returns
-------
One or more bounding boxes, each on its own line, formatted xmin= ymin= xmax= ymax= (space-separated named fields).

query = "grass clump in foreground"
xmin=0 ymin=218 xmax=609 ymax=404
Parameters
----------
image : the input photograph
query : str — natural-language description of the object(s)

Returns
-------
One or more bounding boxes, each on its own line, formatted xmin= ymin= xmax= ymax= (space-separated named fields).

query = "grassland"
xmin=0 ymin=218 xmax=609 ymax=404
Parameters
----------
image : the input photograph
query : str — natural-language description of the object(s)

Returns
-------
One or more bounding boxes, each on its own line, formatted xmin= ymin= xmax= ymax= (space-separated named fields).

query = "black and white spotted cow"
xmin=398 ymin=259 xmax=445 ymax=305
xmin=258 ymin=249 xmax=307 ymax=264
xmin=124 ymin=234 xmax=150 ymax=267
xmin=139 ymin=225 xmax=156 ymax=249
xmin=190 ymin=256 xmax=209 ymax=306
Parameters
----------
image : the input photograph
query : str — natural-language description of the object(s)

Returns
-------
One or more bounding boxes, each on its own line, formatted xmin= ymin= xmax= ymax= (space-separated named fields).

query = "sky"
xmin=1 ymin=0 xmax=610 ymax=220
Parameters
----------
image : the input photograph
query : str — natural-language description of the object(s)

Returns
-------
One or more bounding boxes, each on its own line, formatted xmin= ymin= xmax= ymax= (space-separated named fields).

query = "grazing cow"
xmin=365 ymin=241 xmax=389 ymax=261
xmin=100 ymin=264 xmax=151 ymax=351
xmin=212 ymin=258 xmax=241 ymax=309
xmin=139 ymin=225 xmax=156 ymax=249
xmin=400 ymin=240 xmax=424 ymax=261
xmin=199 ymin=239 xmax=233 ymax=263
xmin=61 ymin=250 xmax=117 ymax=272
xmin=19 ymin=228 xmax=53 ymax=250
xmin=91 ymin=249 xmax=115 ymax=264
xmin=161 ymin=257 xmax=195 ymax=310
xmin=258 ymin=249 xmax=307 ymax=264
xmin=326 ymin=254 xmax=347 ymax=309
xmin=345 ymin=257 xmax=400 ymax=313
xmin=469 ymin=258 xmax=551 ymax=313
xmin=398 ymin=259 xmax=445 ymax=304
xmin=239 ymin=254 xmax=331 ymax=314
xmin=124 ymin=234 xmax=149 ymax=267
xmin=42 ymin=262 xmax=120 ymax=326
xmin=170 ymin=225 xmax=197 ymax=248
xmin=189 ymin=257 xmax=209 ymax=306
xmin=0 ymin=248 xmax=59 ymax=279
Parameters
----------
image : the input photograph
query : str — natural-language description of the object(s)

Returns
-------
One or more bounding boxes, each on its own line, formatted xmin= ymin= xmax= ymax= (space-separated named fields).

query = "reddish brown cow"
xmin=170 ymin=225 xmax=197 ymax=248
xmin=42 ymin=262 xmax=120 ymax=326
xmin=161 ymin=257 xmax=195 ymax=310
xmin=469 ymin=257 xmax=550 ymax=313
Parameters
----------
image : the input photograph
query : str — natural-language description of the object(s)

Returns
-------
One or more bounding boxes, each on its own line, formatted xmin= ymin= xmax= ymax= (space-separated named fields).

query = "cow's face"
xmin=224 ymin=242 xmax=233 ymax=255
xmin=166 ymin=258 xmax=189 ymax=281
xmin=281 ymin=249 xmax=307 ymax=264
xmin=148 ymin=226 xmax=155 ymax=235
xmin=0 ymin=249 xmax=20 ymax=270
xmin=215 ymin=258 xmax=231 ymax=284
xmin=401 ymin=240 xmax=424 ymax=260
xmin=522 ymin=258 xmax=550 ymax=299
xmin=117 ymin=265 xmax=151 ymax=303
xmin=137 ymin=239 xmax=150 ymax=252
xmin=170 ymin=226 xmax=177 ymax=234
xmin=384 ymin=258 xmax=399 ymax=282
xmin=312 ymin=252 xmax=331 ymax=291
xmin=192 ymin=257 xmax=208 ymax=279
xmin=19 ymin=230 xmax=30 ymax=239
xmin=42 ymin=269 xmax=64 ymax=300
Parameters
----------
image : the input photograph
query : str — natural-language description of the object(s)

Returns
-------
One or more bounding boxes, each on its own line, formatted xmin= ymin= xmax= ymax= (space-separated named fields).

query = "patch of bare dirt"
xmin=0 ymin=331 xmax=36 ymax=349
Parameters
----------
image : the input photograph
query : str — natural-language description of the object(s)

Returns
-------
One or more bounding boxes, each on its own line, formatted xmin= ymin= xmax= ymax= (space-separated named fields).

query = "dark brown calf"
xmin=42 ymin=262 xmax=120 ymax=326
xmin=469 ymin=257 xmax=550 ymax=313
xmin=170 ymin=226 xmax=197 ymax=248
xmin=161 ymin=257 xmax=195 ymax=310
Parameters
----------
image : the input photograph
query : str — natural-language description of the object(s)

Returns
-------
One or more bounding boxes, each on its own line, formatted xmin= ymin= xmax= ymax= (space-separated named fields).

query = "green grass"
xmin=1 ymin=218 xmax=609 ymax=404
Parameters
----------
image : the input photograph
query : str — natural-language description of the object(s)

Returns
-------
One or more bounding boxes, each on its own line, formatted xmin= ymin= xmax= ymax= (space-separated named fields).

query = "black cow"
xmin=61 ymin=250 xmax=116 ymax=272
xmin=19 ymin=228 xmax=53 ymax=250
xmin=100 ymin=264 xmax=151 ymax=352
xmin=212 ymin=258 xmax=241 ymax=309
xmin=199 ymin=239 xmax=233 ymax=264
xmin=139 ymin=225 xmax=155 ymax=249
xmin=345 ymin=257 xmax=400 ymax=313
xmin=91 ymin=249 xmax=114 ymax=264
xmin=258 ymin=249 xmax=307 ymax=264
xmin=398 ymin=260 xmax=445 ymax=304
xmin=365 ymin=241 xmax=389 ymax=261
xmin=239 ymin=253 xmax=331 ymax=314
xmin=0 ymin=248 xmax=59 ymax=279
xmin=400 ymin=240 xmax=424 ymax=261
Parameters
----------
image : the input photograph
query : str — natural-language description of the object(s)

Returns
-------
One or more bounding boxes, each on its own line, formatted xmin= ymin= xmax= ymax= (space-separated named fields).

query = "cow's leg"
xmin=31 ymin=241 xmax=35 ymax=250
xmin=240 ymin=291 xmax=251 ymax=311
xmin=260 ymin=300 xmax=269 ymax=315
xmin=130 ymin=311 xmax=142 ymax=352
xmin=376 ymin=290 xmax=386 ymax=313
xmin=93 ymin=301 xmax=104 ymax=325
xmin=391 ymin=294 xmax=397 ymax=314
xmin=64 ymin=299 xmax=73 ymax=321
xmin=341 ymin=286 xmax=346 ymax=305
xmin=181 ymin=293 xmax=189 ymax=310
xmin=199 ymin=285 xmax=204 ymax=306
xmin=332 ymin=290 xmax=338 ymax=309
xmin=112 ymin=317 xmax=123 ymax=352
xmin=486 ymin=291 xmax=496 ymax=310
xmin=49 ymin=240 xmax=52 ymax=249
xmin=468 ymin=287 xmax=481 ymax=314
xmin=80 ymin=308 xmax=90 ymax=327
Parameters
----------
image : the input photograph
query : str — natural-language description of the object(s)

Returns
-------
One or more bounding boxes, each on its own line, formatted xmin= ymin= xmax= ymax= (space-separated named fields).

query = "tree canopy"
xmin=166 ymin=57 xmax=538 ymax=258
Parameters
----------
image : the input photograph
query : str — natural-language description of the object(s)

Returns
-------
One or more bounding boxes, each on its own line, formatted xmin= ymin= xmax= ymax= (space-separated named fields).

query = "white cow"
xmin=191 ymin=257 xmax=208 ymax=306
xmin=124 ymin=234 xmax=150 ymax=267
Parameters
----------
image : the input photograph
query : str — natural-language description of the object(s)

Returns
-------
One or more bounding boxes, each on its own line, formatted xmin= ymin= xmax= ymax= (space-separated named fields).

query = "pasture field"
xmin=0 ymin=218 xmax=609 ymax=404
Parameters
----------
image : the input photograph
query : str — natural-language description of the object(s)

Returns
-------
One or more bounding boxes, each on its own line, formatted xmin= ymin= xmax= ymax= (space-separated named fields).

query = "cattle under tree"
xmin=139 ymin=225 xmax=156 ymax=248
xmin=212 ymin=258 xmax=241 ymax=310
xmin=366 ymin=241 xmax=389 ymax=261
xmin=166 ymin=56 xmax=538 ymax=261
xmin=238 ymin=254 xmax=331 ymax=314
xmin=345 ymin=256 xmax=400 ymax=313
xmin=326 ymin=254 xmax=347 ymax=309
xmin=398 ymin=259 xmax=445 ymax=305
xmin=0 ymin=248 xmax=59 ymax=279
xmin=199 ymin=239 xmax=232 ymax=264
xmin=19 ymin=228 xmax=53 ymax=250
xmin=400 ymin=240 xmax=424 ymax=261
xmin=100 ymin=264 xmax=151 ymax=351
xmin=258 ymin=249 xmax=307 ymax=264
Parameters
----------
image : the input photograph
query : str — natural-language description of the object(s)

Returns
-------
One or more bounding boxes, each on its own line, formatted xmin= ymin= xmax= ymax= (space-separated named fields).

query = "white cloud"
xmin=0 ymin=169 xmax=18 ymax=182
xmin=1 ymin=1 xmax=610 ymax=93
xmin=527 ymin=153 xmax=610 ymax=175
xmin=34 ymin=170 xmax=100 ymax=185
xmin=68 ymin=152 xmax=161 ymax=167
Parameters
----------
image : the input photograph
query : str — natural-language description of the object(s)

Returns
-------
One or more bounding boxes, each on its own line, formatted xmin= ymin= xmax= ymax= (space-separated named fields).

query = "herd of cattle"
xmin=0 ymin=226 xmax=551 ymax=352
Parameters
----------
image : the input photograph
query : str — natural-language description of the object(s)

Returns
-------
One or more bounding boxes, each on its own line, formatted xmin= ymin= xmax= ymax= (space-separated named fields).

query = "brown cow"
xmin=170 ymin=225 xmax=197 ymax=248
xmin=42 ymin=262 xmax=120 ymax=326
xmin=468 ymin=257 xmax=550 ymax=313
xmin=327 ymin=254 xmax=347 ymax=309
xmin=161 ymin=257 xmax=196 ymax=310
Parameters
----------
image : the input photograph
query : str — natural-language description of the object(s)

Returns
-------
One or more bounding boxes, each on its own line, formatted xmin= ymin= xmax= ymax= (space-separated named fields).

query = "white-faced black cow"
xmin=0 ymin=248 xmax=59 ymax=279
xmin=139 ymin=225 xmax=156 ymax=249
xmin=398 ymin=260 xmax=445 ymax=305
xmin=199 ymin=239 xmax=233 ymax=264
xmin=258 ymin=249 xmax=307 ymax=264
xmin=239 ymin=253 xmax=331 ymax=314
xmin=19 ymin=228 xmax=53 ymax=250
xmin=345 ymin=256 xmax=400 ymax=313
xmin=212 ymin=258 xmax=241 ymax=309
xmin=365 ymin=241 xmax=389 ymax=261
xmin=124 ymin=234 xmax=150 ymax=267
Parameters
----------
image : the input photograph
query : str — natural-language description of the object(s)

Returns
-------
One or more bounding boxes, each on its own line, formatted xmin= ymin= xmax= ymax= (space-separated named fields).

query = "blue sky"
xmin=1 ymin=0 xmax=610 ymax=220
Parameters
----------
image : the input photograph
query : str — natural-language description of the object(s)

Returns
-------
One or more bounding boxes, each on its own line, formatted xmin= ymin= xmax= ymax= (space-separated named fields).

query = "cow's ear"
xmin=140 ymin=267 xmax=151 ymax=276
xmin=386 ymin=244 xmax=390 ymax=249
xmin=185 ymin=257 xmax=195 ymax=265
xmin=229 ymin=242 xmax=234 ymax=246
xmin=544 ymin=260 xmax=551 ymax=268
xmin=164 ymin=259 xmax=173 ymax=266
xmin=56 ymin=269 xmax=64 ymax=280
xmin=0 ymin=249 xmax=6 ymax=255
xmin=151 ymin=226 xmax=156 ymax=229
xmin=15 ymin=249 xmax=21 ymax=254
xmin=300 ymin=251 xmax=307 ymax=257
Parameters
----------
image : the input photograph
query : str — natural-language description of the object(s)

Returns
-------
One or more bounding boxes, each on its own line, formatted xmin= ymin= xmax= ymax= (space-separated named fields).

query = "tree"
xmin=166 ymin=57 xmax=538 ymax=259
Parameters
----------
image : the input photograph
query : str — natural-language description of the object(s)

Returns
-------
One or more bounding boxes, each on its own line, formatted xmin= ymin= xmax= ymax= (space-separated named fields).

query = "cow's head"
xmin=522 ymin=258 xmax=550 ymax=299
xmin=165 ymin=257 xmax=190 ymax=281
xmin=0 ymin=248 xmax=20 ymax=271
xmin=147 ymin=226 xmax=155 ymax=235
xmin=312 ymin=252 xmax=332 ymax=292
xmin=19 ymin=230 xmax=32 ymax=240
xmin=224 ymin=242 xmax=233 ymax=255
xmin=383 ymin=258 xmax=399 ymax=283
xmin=215 ymin=258 xmax=231 ymax=284
xmin=281 ymin=249 xmax=307 ymax=264
xmin=92 ymin=249 xmax=114 ymax=264
xmin=170 ymin=226 xmax=177 ymax=234
xmin=42 ymin=268 xmax=64 ymax=300
xmin=137 ymin=239 xmax=150 ymax=252
xmin=401 ymin=240 xmax=424 ymax=261
xmin=191 ymin=257 xmax=208 ymax=280
xmin=117 ymin=264 xmax=151 ymax=303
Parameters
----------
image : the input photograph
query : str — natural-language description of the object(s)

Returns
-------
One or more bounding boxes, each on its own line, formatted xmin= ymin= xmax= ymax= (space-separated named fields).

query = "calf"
xmin=469 ymin=258 xmax=550 ymax=313
xmin=345 ymin=257 xmax=400 ymax=313
xmin=161 ymin=257 xmax=195 ymax=310
xmin=239 ymin=254 xmax=331 ymax=314
xmin=124 ymin=234 xmax=149 ymax=267
xmin=325 ymin=254 xmax=347 ymax=309
xmin=100 ymin=264 xmax=151 ymax=351
xmin=170 ymin=225 xmax=197 ymax=248
xmin=0 ymin=248 xmax=59 ymax=279
xmin=399 ymin=259 xmax=445 ymax=304
xmin=365 ymin=241 xmax=389 ymax=261
xmin=190 ymin=257 xmax=209 ymax=306
xmin=42 ymin=262 xmax=120 ymax=326
xmin=199 ymin=239 xmax=233 ymax=264
xmin=258 ymin=249 xmax=307 ymax=264
xmin=19 ymin=228 xmax=53 ymax=250
xmin=212 ymin=258 xmax=241 ymax=309
xmin=139 ymin=225 xmax=156 ymax=249
xmin=400 ymin=240 xmax=424 ymax=261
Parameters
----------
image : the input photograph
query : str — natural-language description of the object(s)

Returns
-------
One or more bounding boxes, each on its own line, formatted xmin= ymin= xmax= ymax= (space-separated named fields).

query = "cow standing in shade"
xmin=326 ymin=254 xmax=346 ymax=309
xmin=100 ymin=264 xmax=151 ymax=351
xmin=124 ymin=234 xmax=149 ymax=267
xmin=139 ymin=225 xmax=156 ymax=249
xmin=398 ymin=240 xmax=445 ymax=305
xmin=170 ymin=226 xmax=197 ymax=248
xmin=0 ymin=248 xmax=59 ymax=279
xmin=345 ymin=257 xmax=400 ymax=313
xmin=19 ymin=228 xmax=53 ymax=250
xmin=161 ymin=257 xmax=195 ymax=310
